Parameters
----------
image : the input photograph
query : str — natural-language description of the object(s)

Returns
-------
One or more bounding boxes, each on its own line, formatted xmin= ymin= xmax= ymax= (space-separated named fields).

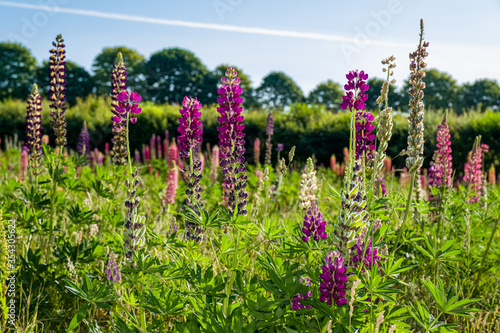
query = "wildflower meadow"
xmin=1 ymin=20 xmax=500 ymax=333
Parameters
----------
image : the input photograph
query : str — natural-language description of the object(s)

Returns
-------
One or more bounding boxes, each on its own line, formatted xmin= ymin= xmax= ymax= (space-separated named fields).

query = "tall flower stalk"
xmin=177 ymin=96 xmax=204 ymax=242
xmin=49 ymin=34 xmax=67 ymax=152
xmin=217 ymin=67 xmax=248 ymax=217
xmin=396 ymin=19 xmax=429 ymax=243
xmin=26 ymin=84 xmax=43 ymax=180
xmin=264 ymin=112 xmax=274 ymax=166
xmin=113 ymin=91 xmax=145 ymax=263
xmin=463 ymin=136 xmax=486 ymax=203
xmin=371 ymin=56 xmax=396 ymax=198
xmin=77 ymin=121 xmax=90 ymax=163
xmin=111 ymin=53 xmax=128 ymax=165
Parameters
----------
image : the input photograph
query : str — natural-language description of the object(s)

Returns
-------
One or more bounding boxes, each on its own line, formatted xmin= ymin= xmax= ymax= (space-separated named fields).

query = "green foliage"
xmin=0 ymin=42 xmax=38 ymax=100
xmin=256 ymin=71 xmax=304 ymax=109
xmin=91 ymin=46 xmax=146 ymax=95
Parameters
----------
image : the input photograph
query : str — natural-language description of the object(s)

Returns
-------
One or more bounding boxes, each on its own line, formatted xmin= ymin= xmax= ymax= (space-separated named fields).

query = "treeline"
xmin=1 ymin=42 xmax=500 ymax=113
xmin=0 ymin=96 xmax=498 ymax=172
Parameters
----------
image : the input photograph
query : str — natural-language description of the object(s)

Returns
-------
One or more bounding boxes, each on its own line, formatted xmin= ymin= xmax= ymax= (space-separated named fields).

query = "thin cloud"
xmin=0 ymin=1 xmax=412 ymax=48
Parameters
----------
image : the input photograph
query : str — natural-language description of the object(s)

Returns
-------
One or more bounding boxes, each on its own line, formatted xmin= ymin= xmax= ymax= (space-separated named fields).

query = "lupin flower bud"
xmin=264 ymin=111 xmax=274 ymax=165
xmin=319 ymin=251 xmax=348 ymax=306
xmin=77 ymin=121 xmax=90 ymax=162
xmin=26 ymin=84 xmax=43 ymax=175
xmin=404 ymin=20 xmax=429 ymax=172
xmin=111 ymin=52 xmax=128 ymax=165
xmin=49 ymin=34 xmax=67 ymax=149
xmin=105 ymin=251 xmax=121 ymax=283
xmin=217 ymin=67 xmax=248 ymax=216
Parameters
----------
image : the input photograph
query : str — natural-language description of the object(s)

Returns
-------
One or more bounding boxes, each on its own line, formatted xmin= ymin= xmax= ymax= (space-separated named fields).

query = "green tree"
xmin=365 ymin=78 xmax=399 ymax=110
xmin=91 ymin=46 xmax=145 ymax=96
xmin=145 ymin=48 xmax=209 ymax=104
xmin=203 ymin=64 xmax=259 ymax=108
xmin=0 ymin=42 xmax=38 ymax=100
xmin=37 ymin=60 xmax=95 ymax=106
xmin=256 ymin=71 xmax=304 ymax=109
xmin=423 ymin=69 xmax=459 ymax=110
xmin=459 ymin=79 xmax=500 ymax=112
xmin=307 ymin=79 xmax=343 ymax=111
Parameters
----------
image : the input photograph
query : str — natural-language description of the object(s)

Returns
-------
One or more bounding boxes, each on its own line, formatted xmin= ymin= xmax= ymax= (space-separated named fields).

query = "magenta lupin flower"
xmin=355 ymin=111 xmax=376 ymax=161
xmin=301 ymin=203 xmax=327 ymax=242
xmin=113 ymin=91 xmax=142 ymax=125
xmin=292 ymin=277 xmax=312 ymax=311
xmin=340 ymin=70 xmax=369 ymax=112
xmin=105 ymin=252 xmax=121 ymax=283
xmin=319 ymin=251 xmax=348 ymax=306
xmin=463 ymin=137 xmax=487 ymax=203
xmin=177 ymin=97 xmax=203 ymax=159
xmin=428 ymin=115 xmax=453 ymax=192
xmin=217 ymin=67 xmax=248 ymax=216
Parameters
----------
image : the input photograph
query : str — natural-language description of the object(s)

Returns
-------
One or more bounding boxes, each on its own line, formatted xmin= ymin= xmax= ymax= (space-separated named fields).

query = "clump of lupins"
xmin=217 ymin=67 xmax=248 ymax=216
xmin=25 ymin=84 xmax=43 ymax=176
xmin=105 ymin=252 xmax=121 ymax=283
xmin=177 ymin=96 xmax=204 ymax=241
xmin=299 ymin=157 xmax=318 ymax=211
xmin=428 ymin=114 xmax=453 ymax=203
xmin=264 ymin=111 xmax=274 ymax=165
xmin=319 ymin=251 xmax=348 ymax=306
xmin=405 ymin=19 xmax=429 ymax=173
xmin=110 ymin=53 xmax=128 ymax=165
xmin=463 ymin=136 xmax=486 ymax=203
xmin=77 ymin=121 xmax=90 ymax=162
xmin=48 ymin=34 xmax=67 ymax=150
xmin=164 ymin=142 xmax=179 ymax=205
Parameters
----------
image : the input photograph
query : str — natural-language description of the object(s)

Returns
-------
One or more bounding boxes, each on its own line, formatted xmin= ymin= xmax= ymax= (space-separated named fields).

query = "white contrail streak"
xmin=0 ymin=1 xmax=413 ymax=48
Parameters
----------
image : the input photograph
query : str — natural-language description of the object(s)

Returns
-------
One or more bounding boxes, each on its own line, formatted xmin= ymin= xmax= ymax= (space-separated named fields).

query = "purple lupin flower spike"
xmin=352 ymin=220 xmax=383 ymax=271
xmin=217 ymin=67 xmax=248 ymax=216
xmin=301 ymin=203 xmax=327 ymax=242
xmin=110 ymin=52 xmax=128 ymax=165
xmin=340 ymin=70 xmax=374 ymax=162
xmin=26 ymin=84 xmax=43 ymax=175
xmin=463 ymin=136 xmax=487 ymax=203
xmin=77 ymin=121 xmax=90 ymax=162
xmin=292 ymin=276 xmax=313 ymax=311
xmin=177 ymin=96 xmax=204 ymax=241
xmin=49 ymin=34 xmax=67 ymax=150
xmin=319 ymin=251 xmax=348 ymax=306
xmin=105 ymin=251 xmax=121 ymax=283
xmin=428 ymin=114 xmax=453 ymax=195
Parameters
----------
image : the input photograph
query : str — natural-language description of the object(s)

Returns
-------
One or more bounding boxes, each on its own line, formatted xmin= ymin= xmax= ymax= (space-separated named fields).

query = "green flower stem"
xmin=394 ymin=171 xmax=416 ymax=251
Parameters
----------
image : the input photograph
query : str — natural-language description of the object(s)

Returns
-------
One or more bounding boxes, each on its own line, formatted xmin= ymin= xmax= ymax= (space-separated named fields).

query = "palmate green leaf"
xmin=384 ymin=257 xmax=417 ymax=276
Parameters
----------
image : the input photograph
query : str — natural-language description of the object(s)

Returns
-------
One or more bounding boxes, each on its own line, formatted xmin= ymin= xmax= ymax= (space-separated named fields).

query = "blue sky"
xmin=1 ymin=0 xmax=500 ymax=94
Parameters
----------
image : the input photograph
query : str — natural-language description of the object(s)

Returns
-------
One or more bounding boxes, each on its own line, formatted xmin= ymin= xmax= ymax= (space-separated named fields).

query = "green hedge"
xmin=1 ymin=96 xmax=498 ymax=173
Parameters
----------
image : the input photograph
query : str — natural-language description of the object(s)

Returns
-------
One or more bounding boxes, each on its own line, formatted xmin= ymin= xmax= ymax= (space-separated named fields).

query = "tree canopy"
xmin=256 ymin=71 xmax=304 ymax=109
xmin=92 ymin=46 xmax=146 ymax=96
xmin=307 ymin=80 xmax=343 ymax=111
xmin=0 ymin=42 xmax=38 ymax=100
xmin=145 ymin=48 xmax=209 ymax=104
